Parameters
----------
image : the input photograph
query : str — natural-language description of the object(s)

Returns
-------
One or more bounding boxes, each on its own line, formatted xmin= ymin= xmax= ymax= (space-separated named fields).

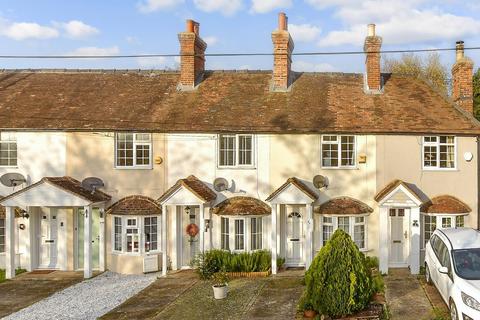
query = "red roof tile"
xmin=421 ymin=195 xmax=471 ymax=214
xmin=106 ymin=195 xmax=161 ymax=215
xmin=266 ymin=177 xmax=318 ymax=202
xmin=211 ymin=196 xmax=271 ymax=216
xmin=315 ymin=197 xmax=373 ymax=215
xmin=158 ymin=175 xmax=216 ymax=203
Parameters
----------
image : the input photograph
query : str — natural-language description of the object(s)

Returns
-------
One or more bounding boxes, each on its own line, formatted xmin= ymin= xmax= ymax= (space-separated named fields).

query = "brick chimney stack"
xmin=178 ymin=19 xmax=207 ymax=91
xmin=452 ymin=41 xmax=474 ymax=114
xmin=271 ymin=12 xmax=294 ymax=92
xmin=363 ymin=24 xmax=383 ymax=93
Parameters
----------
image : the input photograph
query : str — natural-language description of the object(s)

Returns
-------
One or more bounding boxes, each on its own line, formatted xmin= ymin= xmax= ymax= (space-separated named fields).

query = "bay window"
xmin=321 ymin=135 xmax=355 ymax=168
xmin=112 ymin=216 xmax=160 ymax=254
xmin=115 ymin=133 xmax=152 ymax=169
xmin=0 ymin=132 xmax=17 ymax=167
xmin=421 ymin=214 xmax=467 ymax=248
xmin=220 ymin=216 xmax=264 ymax=251
xmin=321 ymin=215 xmax=367 ymax=250
xmin=221 ymin=217 xmax=229 ymax=250
xmin=0 ymin=217 xmax=5 ymax=253
xmin=423 ymin=136 xmax=456 ymax=169
xmin=218 ymin=134 xmax=254 ymax=168
xmin=234 ymin=219 xmax=245 ymax=251
xmin=251 ymin=217 xmax=262 ymax=251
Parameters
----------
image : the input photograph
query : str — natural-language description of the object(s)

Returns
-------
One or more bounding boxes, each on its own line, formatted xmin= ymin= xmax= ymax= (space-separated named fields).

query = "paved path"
xmin=0 ymin=271 xmax=84 ymax=318
xmin=385 ymin=268 xmax=434 ymax=320
xmin=5 ymin=271 xmax=157 ymax=320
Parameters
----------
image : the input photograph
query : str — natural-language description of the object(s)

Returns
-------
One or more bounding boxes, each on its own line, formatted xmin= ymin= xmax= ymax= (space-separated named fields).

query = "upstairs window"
xmin=321 ymin=135 xmax=355 ymax=168
xmin=218 ymin=134 xmax=254 ymax=168
xmin=115 ymin=133 xmax=152 ymax=169
xmin=0 ymin=132 xmax=17 ymax=167
xmin=423 ymin=136 xmax=455 ymax=170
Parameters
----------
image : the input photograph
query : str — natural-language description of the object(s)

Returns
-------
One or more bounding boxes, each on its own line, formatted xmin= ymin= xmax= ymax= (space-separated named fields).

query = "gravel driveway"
xmin=4 ymin=271 xmax=158 ymax=320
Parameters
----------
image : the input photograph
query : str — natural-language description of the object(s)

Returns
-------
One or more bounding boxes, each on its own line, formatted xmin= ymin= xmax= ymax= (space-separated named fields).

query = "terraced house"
xmin=0 ymin=13 xmax=478 ymax=280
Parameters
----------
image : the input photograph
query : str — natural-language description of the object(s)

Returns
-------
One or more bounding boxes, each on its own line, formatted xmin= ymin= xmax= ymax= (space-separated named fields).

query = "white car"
xmin=425 ymin=228 xmax=480 ymax=320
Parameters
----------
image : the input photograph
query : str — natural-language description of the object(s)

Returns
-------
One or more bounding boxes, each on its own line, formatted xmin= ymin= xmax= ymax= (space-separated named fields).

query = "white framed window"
xmin=112 ymin=215 xmax=160 ymax=254
xmin=115 ymin=133 xmax=152 ymax=169
xmin=421 ymin=213 xmax=467 ymax=248
xmin=0 ymin=132 xmax=17 ymax=167
xmin=0 ymin=218 xmax=5 ymax=253
xmin=321 ymin=135 xmax=355 ymax=168
xmin=321 ymin=215 xmax=367 ymax=250
xmin=126 ymin=218 xmax=139 ymax=253
xmin=221 ymin=217 xmax=229 ymax=250
xmin=234 ymin=219 xmax=245 ymax=251
xmin=251 ymin=217 xmax=262 ymax=251
xmin=114 ymin=217 xmax=122 ymax=251
xmin=144 ymin=217 xmax=158 ymax=252
xmin=218 ymin=134 xmax=254 ymax=168
xmin=422 ymin=136 xmax=456 ymax=170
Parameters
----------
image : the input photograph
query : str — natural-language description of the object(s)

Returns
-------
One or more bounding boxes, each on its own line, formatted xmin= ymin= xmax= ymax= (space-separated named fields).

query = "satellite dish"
xmin=213 ymin=177 xmax=229 ymax=192
xmin=313 ymin=175 xmax=328 ymax=189
xmin=81 ymin=177 xmax=105 ymax=194
xmin=0 ymin=173 xmax=26 ymax=187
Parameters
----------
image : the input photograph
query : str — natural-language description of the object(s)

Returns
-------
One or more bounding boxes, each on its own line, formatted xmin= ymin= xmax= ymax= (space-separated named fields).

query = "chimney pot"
xmin=364 ymin=24 xmax=382 ymax=93
xmin=456 ymin=40 xmax=465 ymax=61
xmin=272 ymin=12 xmax=294 ymax=91
xmin=178 ymin=19 xmax=207 ymax=90
xmin=367 ymin=24 xmax=376 ymax=37
xmin=278 ymin=12 xmax=287 ymax=31
xmin=186 ymin=20 xmax=194 ymax=33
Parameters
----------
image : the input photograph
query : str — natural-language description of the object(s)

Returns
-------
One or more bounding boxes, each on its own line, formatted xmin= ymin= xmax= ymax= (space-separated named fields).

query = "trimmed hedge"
xmin=302 ymin=229 xmax=373 ymax=317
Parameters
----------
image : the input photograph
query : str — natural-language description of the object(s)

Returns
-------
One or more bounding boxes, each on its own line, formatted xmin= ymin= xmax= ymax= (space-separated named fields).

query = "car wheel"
xmin=425 ymin=263 xmax=432 ymax=285
xmin=450 ymin=299 xmax=458 ymax=320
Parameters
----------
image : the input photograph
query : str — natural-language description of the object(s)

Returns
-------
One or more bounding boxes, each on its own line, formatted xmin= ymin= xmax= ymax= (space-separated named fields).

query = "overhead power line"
xmin=0 ymin=46 xmax=479 ymax=59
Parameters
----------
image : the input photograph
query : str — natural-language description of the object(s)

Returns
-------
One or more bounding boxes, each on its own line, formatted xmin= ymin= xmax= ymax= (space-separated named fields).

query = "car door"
xmin=435 ymin=240 xmax=454 ymax=302
xmin=428 ymin=235 xmax=441 ymax=284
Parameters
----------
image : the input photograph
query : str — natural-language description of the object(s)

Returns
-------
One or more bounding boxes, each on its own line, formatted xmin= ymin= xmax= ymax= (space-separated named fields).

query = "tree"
xmin=383 ymin=53 xmax=448 ymax=95
xmin=474 ymin=68 xmax=480 ymax=120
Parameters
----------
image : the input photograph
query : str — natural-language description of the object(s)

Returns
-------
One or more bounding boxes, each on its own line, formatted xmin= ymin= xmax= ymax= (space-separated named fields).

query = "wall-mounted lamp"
xmin=184 ymin=206 xmax=191 ymax=215
xmin=204 ymin=219 xmax=211 ymax=232
xmin=413 ymin=220 xmax=419 ymax=227
xmin=18 ymin=209 xmax=29 ymax=219
xmin=99 ymin=209 xmax=104 ymax=219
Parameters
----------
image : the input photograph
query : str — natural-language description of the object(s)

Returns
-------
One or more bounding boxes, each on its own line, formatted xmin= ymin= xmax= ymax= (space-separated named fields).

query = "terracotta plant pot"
xmin=212 ymin=284 xmax=228 ymax=299
xmin=303 ymin=309 xmax=317 ymax=318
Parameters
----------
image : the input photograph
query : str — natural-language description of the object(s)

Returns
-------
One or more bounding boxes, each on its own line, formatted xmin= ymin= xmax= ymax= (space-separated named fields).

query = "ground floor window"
xmin=0 ymin=218 xmax=4 ymax=253
xmin=421 ymin=214 xmax=466 ymax=248
xmin=112 ymin=215 xmax=160 ymax=254
xmin=321 ymin=215 xmax=367 ymax=250
xmin=220 ymin=216 xmax=263 ymax=252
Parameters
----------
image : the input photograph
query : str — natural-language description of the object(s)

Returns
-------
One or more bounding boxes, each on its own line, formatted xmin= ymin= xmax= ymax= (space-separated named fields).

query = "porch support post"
xmin=5 ymin=206 xmax=16 ymax=279
xmin=410 ymin=207 xmax=421 ymax=274
xmin=379 ymin=207 xmax=389 ymax=274
xmin=271 ymin=203 xmax=277 ymax=275
xmin=99 ymin=206 xmax=106 ymax=272
xmin=161 ymin=204 xmax=167 ymax=277
xmin=305 ymin=203 xmax=314 ymax=270
xmin=199 ymin=204 xmax=205 ymax=253
xmin=83 ymin=205 xmax=93 ymax=279
xmin=171 ymin=206 xmax=177 ymax=271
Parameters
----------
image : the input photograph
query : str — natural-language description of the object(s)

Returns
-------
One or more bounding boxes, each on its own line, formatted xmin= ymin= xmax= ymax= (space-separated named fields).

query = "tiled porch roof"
xmin=0 ymin=176 xmax=111 ymax=204
xmin=211 ymin=196 xmax=271 ymax=216
xmin=374 ymin=179 xmax=423 ymax=203
xmin=265 ymin=177 xmax=318 ymax=202
xmin=106 ymin=195 xmax=161 ymax=216
xmin=315 ymin=197 xmax=374 ymax=215
xmin=157 ymin=175 xmax=216 ymax=203
xmin=421 ymin=195 xmax=471 ymax=214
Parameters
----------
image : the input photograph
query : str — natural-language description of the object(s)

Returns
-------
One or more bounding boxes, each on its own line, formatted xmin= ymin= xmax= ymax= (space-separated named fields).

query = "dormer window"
xmin=218 ymin=134 xmax=254 ymax=168
xmin=423 ymin=136 xmax=456 ymax=170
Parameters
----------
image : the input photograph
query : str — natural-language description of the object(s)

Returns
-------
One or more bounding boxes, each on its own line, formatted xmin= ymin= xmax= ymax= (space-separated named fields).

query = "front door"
xmin=39 ymin=210 xmax=58 ymax=269
xmin=286 ymin=211 xmax=304 ymax=266
xmin=389 ymin=208 xmax=409 ymax=267
xmin=181 ymin=206 xmax=200 ymax=267
xmin=76 ymin=208 xmax=100 ymax=270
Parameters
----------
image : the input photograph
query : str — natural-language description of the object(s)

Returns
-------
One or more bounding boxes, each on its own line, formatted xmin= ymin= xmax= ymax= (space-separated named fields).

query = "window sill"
xmin=114 ymin=166 xmax=153 ymax=170
xmin=321 ymin=166 xmax=359 ymax=170
xmin=217 ymin=166 xmax=257 ymax=170
xmin=111 ymin=251 xmax=162 ymax=256
xmin=0 ymin=166 xmax=19 ymax=169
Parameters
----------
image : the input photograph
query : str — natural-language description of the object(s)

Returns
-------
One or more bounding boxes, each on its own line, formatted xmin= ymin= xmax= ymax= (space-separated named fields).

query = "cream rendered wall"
xmin=269 ymin=134 xmax=378 ymax=256
xmin=376 ymin=135 xmax=478 ymax=229
xmin=66 ymin=132 xmax=167 ymax=203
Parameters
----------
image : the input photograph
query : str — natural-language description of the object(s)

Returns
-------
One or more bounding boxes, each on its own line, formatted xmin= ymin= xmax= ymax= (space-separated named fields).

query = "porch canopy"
xmin=315 ymin=197 xmax=373 ymax=215
xmin=211 ymin=196 xmax=271 ymax=216
xmin=106 ymin=195 xmax=162 ymax=216
xmin=157 ymin=175 xmax=216 ymax=276
xmin=0 ymin=176 xmax=111 ymax=279
xmin=420 ymin=195 xmax=471 ymax=214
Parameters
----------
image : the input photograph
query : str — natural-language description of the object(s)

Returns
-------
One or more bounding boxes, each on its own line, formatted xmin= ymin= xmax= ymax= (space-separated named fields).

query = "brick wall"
xmin=364 ymin=36 xmax=382 ymax=91
xmin=178 ymin=21 xmax=207 ymax=89
xmin=452 ymin=59 xmax=474 ymax=114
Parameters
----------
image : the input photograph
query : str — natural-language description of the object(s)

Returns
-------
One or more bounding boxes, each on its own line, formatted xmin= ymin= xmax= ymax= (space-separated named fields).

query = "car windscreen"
xmin=452 ymin=248 xmax=480 ymax=280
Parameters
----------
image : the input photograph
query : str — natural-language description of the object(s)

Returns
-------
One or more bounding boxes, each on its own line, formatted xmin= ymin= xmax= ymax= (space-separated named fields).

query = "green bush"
xmin=192 ymin=249 xmax=274 ymax=279
xmin=302 ymin=229 xmax=373 ymax=317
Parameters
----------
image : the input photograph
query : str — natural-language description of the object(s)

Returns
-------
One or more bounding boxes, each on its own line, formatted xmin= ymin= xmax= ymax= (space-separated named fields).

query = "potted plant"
xmin=212 ymin=271 xmax=229 ymax=299
xmin=302 ymin=300 xmax=317 ymax=318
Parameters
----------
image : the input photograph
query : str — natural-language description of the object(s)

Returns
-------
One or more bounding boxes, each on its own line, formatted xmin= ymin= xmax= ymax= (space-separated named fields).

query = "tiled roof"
xmin=0 ymin=70 xmax=479 ymax=134
xmin=106 ymin=195 xmax=161 ymax=215
xmin=421 ymin=195 xmax=471 ymax=214
xmin=211 ymin=196 xmax=271 ymax=216
xmin=0 ymin=176 xmax=111 ymax=204
xmin=158 ymin=175 xmax=216 ymax=203
xmin=374 ymin=179 xmax=423 ymax=202
xmin=315 ymin=197 xmax=373 ymax=215
xmin=265 ymin=177 xmax=318 ymax=202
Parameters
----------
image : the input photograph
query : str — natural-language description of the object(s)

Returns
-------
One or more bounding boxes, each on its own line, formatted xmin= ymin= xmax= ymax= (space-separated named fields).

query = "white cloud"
xmin=2 ymin=22 xmax=59 ymax=40
xmin=292 ymin=60 xmax=337 ymax=72
xmin=238 ymin=64 xmax=251 ymax=69
xmin=193 ymin=0 xmax=243 ymax=16
xmin=68 ymin=46 xmax=120 ymax=56
xmin=250 ymin=0 xmax=292 ymax=14
xmin=59 ymin=20 xmax=99 ymax=39
xmin=136 ymin=56 xmax=180 ymax=69
xmin=203 ymin=36 xmax=218 ymax=46
xmin=289 ymin=23 xmax=321 ymax=42
xmin=137 ymin=0 xmax=184 ymax=13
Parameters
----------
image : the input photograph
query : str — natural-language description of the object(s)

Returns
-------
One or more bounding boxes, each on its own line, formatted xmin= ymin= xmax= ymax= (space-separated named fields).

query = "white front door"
xmin=39 ymin=210 xmax=58 ymax=269
xmin=389 ymin=208 xmax=409 ymax=267
xmin=286 ymin=211 xmax=304 ymax=266
xmin=181 ymin=206 xmax=200 ymax=267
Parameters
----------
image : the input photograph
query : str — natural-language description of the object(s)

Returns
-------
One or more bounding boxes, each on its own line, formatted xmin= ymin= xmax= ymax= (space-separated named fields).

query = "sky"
xmin=0 ymin=0 xmax=479 ymax=73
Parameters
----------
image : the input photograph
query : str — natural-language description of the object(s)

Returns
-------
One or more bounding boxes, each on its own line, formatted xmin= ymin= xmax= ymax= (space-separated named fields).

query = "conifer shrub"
xmin=302 ymin=229 xmax=373 ymax=317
